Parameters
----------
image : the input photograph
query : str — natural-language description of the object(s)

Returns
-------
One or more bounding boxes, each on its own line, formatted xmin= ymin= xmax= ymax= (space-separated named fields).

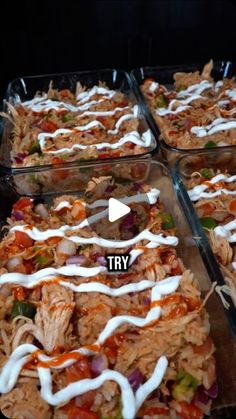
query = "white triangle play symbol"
xmin=108 ymin=198 xmax=131 ymax=222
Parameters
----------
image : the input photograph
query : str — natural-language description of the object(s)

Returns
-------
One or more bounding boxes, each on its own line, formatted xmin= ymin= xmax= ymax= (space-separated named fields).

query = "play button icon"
xmin=108 ymin=198 xmax=131 ymax=222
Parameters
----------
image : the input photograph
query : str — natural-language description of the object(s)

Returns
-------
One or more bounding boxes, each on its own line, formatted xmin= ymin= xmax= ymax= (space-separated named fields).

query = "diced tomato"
xmin=46 ymin=237 xmax=62 ymax=246
xmin=23 ymin=259 xmax=34 ymax=274
xmin=103 ymin=333 xmax=126 ymax=360
xmin=75 ymin=391 xmax=96 ymax=409
xmin=98 ymin=152 xmax=109 ymax=159
xmin=125 ymin=142 xmax=135 ymax=149
xmin=66 ymin=358 xmax=91 ymax=384
xmin=193 ymin=337 xmax=213 ymax=356
xmin=39 ymin=120 xmax=58 ymax=132
xmin=111 ymin=151 xmax=121 ymax=157
xmin=51 ymin=158 xmax=69 ymax=181
xmin=143 ymin=406 xmax=169 ymax=416
xmin=171 ymin=263 xmax=183 ymax=275
xmin=202 ymin=203 xmax=214 ymax=216
xmin=13 ymin=198 xmax=32 ymax=211
xmin=131 ymin=163 xmax=148 ymax=179
xmin=13 ymin=286 xmax=26 ymax=301
xmin=52 ymin=157 xmax=64 ymax=165
xmin=179 ymin=401 xmax=204 ymax=419
xmin=14 ymin=231 xmax=33 ymax=249
xmin=71 ymin=201 xmax=86 ymax=221
xmin=68 ymin=406 xmax=98 ymax=419
xmin=59 ymin=89 xmax=71 ymax=99
xmin=229 ymin=200 xmax=236 ymax=212
xmin=117 ymin=100 xmax=129 ymax=107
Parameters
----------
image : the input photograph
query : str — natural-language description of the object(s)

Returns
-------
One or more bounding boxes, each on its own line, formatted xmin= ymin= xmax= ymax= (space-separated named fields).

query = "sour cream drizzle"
xmin=22 ymin=86 xmax=116 ymax=112
xmin=188 ymin=173 xmax=236 ymax=201
xmin=38 ymin=105 xmax=139 ymax=152
xmin=156 ymin=95 xmax=203 ymax=116
xmin=38 ymin=129 xmax=153 ymax=155
xmin=76 ymin=86 xmax=116 ymax=103
xmin=96 ymin=275 xmax=181 ymax=344
xmin=54 ymin=188 xmax=160 ymax=212
xmin=177 ymin=80 xmax=213 ymax=97
xmin=214 ymin=218 xmax=236 ymax=243
xmin=191 ymin=117 xmax=236 ymax=137
xmin=10 ymin=225 xmax=178 ymax=248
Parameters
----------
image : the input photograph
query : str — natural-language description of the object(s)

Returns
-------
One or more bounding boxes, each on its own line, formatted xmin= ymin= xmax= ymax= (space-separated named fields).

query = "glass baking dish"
xmin=0 ymin=158 xmax=236 ymax=417
xmin=174 ymin=148 xmax=236 ymax=337
xmin=0 ymin=69 xmax=158 ymax=172
xmin=131 ymin=61 xmax=236 ymax=167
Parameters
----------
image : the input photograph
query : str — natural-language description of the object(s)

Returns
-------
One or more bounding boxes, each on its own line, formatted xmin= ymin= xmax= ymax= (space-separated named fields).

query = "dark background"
xmin=0 ymin=0 xmax=236 ymax=101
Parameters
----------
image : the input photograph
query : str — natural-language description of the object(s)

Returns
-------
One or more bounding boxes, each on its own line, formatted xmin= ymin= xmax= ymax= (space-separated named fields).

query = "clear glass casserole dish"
xmin=0 ymin=69 xmax=158 ymax=172
xmin=174 ymin=148 xmax=236 ymax=339
xmin=0 ymin=159 xmax=235 ymax=418
xmin=131 ymin=61 xmax=236 ymax=167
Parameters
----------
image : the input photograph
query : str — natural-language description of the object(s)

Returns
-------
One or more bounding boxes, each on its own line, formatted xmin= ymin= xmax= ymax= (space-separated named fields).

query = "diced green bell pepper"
xmin=29 ymin=141 xmax=41 ymax=155
xmin=12 ymin=301 xmax=36 ymax=319
xmin=172 ymin=371 xmax=198 ymax=401
xmin=204 ymin=141 xmax=217 ymax=149
xmin=200 ymin=168 xmax=214 ymax=180
xmin=156 ymin=93 xmax=168 ymax=108
xmin=161 ymin=213 xmax=175 ymax=229
xmin=200 ymin=217 xmax=218 ymax=229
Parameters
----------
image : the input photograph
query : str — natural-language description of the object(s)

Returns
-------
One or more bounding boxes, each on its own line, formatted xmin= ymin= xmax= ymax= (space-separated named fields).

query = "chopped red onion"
xmin=203 ymin=382 xmax=218 ymax=399
xmin=131 ymin=183 xmax=141 ymax=192
xmin=143 ymin=296 xmax=151 ymax=306
xmin=66 ymin=255 xmax=87 ymax=265
xmin=14 ymin=152 xmax=28 ymax=163
xmin=195 ymin=386 xmax=209 ymax=405
xmin=91 ymin=251 xmax=106 ymax=265
xmin=120 ymin=213 xmax=134 ymax=230
xmin=12 ymin=209 xmax=24 ymax=221
xmin=128 ymin=368 xmax=144 ymax=391
xmin=91 ymin=354 xmax=108 ymax=376
xmin=105 ymin=185 xmax=115 ymax=193
xmin=96 ymin=256 xmax=107 ymax=266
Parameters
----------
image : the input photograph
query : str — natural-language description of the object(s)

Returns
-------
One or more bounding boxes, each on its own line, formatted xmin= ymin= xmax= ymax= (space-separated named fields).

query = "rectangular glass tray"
xmin=0 ymin=158 xmax=236 ymax=415
xmin=174 ymin=148 xmax=236 ymax=340
xmin=0 ymin=69 xmax=158 ymax=172
xmin=131 ymin=61 xmax=236 ymax=166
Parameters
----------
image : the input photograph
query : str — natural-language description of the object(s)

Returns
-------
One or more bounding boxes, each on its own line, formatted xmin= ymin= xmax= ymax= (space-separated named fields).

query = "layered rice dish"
xmin=187 ymin=168 xmax=236 ymax=305
xmin=0 ymin=176 xmax=217 ymax=418
xmin=141 ymin=60 xmax=236 ymax=149
xmin=1 ymin=82 xmax=154 ymax=167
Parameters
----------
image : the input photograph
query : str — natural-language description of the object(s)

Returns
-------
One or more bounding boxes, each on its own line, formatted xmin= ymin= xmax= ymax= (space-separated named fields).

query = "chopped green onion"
xmin=156 ymin=93 xmax=168 ymax=108
xmin=204 ymin=141 xmax=217 ymax=149
xmin=12 ymin=301 xmax=36 ymax=319
xmin=200 ymin=217 xmax=218 ymax=229
xmin=200 ymin=168 xmax=214 ymax=180
xmin=161 ymin=213 xmax=175 ymax=229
